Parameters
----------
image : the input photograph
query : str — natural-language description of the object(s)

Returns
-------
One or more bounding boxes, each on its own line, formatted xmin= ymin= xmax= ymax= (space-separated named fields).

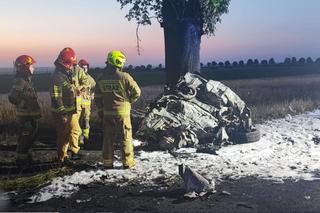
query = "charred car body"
xmin=136 ymin=73 xmax=260 ymax=151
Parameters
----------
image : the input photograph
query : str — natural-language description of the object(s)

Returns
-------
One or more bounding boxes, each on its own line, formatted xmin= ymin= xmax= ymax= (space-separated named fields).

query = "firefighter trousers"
xmin=102 ymin=115 xmax=135 ymax=168
xmin=16 ymin=116 xmax=38 ymax=159
xmin=79 ymin=105 xmax=91 ymax=142
xmin=54 ymin=111 xmax=81 ymax=161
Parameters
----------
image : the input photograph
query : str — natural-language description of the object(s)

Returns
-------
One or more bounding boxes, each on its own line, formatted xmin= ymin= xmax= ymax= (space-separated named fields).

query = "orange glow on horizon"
xmin=1 ymin=0 xmax=320 ymax=67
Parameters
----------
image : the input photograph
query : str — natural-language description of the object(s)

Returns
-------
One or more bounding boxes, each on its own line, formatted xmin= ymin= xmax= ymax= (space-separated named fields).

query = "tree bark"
xmin=162 ymin=0 xmax=202 ymax=86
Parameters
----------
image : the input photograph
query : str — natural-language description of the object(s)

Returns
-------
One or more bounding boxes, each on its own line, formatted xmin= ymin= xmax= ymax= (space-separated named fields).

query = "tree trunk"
xmin=162 ymin=0 xmax=202 ymax=86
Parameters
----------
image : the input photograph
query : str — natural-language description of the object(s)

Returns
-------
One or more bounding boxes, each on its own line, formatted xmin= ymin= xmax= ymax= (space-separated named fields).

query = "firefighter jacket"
xmin=50 ymin=65 xmax=90 ymax=114
xmin=95 ymin=70 xmax=141 ymax=116
xmin=8 ymin=74 xmax=41 ymax=118
xmin=81 ymin=73 xmax=96 ymax=108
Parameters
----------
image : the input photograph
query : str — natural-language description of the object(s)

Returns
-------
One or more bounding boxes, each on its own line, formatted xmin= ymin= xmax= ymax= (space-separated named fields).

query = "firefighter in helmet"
xmin=95 ymin=50 xmax=141 ymax=169
xmin=8 ymin=55 xmax=41 ymax=165
xmin=50 ymin=47 xmax=90 ymax=164
xmin=78 ymin=59 xmax=96 ymax=146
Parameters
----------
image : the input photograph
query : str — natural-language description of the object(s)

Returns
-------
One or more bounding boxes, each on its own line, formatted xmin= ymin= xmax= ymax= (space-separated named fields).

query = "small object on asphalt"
xmin=219 ymin=190 xmax=232 ymax=196
xmin=179 ymin=164 xmax=215 ymax=198
xmin=76 ymin=198 xmax=92 ymax=203
xmin=304 ymin=196 xmax=311 ymax=200
xmin=237 ymin=202 xmax=253 ymax=209
xmin=184 ymin=191 xmax=198 ymax=199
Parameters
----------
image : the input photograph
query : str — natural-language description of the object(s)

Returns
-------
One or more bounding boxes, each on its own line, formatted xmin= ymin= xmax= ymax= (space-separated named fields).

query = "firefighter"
xmin=78 ymin=59 xmax=96 ymax=146
xmin=8 ymin=55 xmax=41 ymax=165
xmin=50 ymin=47 xmax=90 ymax=163
xmin=95 ymin=50 xmax=141 ymax=169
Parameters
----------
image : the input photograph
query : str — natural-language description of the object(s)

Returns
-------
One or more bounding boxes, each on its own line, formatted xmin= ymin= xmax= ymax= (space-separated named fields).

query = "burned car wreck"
xmin=136 ymin=72 xmax=260 ymax=152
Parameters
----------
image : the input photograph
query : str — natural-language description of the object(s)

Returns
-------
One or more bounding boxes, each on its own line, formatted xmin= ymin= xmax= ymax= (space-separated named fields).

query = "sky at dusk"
xmin=1 ymin=0 xmax=320 ymax=67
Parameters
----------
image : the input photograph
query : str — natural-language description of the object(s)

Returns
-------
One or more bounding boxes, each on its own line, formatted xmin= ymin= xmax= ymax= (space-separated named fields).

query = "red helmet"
xmin=14 ymin=55 xmax=36 ymax=72
xmin=78 ymin=59 xmax=89 ymax=68
xmin=56 ymin=47 xmax=77 ymax=69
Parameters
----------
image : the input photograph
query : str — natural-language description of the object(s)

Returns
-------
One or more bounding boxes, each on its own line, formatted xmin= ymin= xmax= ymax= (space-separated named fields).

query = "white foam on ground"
xmin=29 ymin=110 xmax=320 ymax=202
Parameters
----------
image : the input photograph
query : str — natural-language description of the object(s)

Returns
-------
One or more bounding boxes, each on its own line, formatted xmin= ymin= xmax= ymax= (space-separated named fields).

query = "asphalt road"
xmin=5 ymin=177 xmax=320 ymax=213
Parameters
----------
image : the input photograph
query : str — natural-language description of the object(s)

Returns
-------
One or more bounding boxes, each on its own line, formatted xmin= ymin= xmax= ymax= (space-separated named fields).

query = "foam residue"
xmin=30 ymin=110 xmax=320 ymax=203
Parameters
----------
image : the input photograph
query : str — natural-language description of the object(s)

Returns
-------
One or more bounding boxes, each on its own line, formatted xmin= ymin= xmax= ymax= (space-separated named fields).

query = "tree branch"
xmin=136 ymin=23 xmax=142 ymax=56
xmin=135 ymin=16 xmax=158 ymax=55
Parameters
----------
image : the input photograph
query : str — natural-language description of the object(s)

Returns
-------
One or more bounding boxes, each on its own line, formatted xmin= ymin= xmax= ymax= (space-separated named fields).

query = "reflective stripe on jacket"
xmin=81 ymin=73 xmax=96 ymax=108
xmin=50 ymin=65 xmax=90 ymax=114
xmin=95 ymin=70 xmax=141 ymax=116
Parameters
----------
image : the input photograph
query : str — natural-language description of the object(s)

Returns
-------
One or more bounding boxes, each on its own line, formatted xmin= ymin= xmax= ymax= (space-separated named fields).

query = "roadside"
xmin=7 ymin=177 xmax=320 ymax=213
xmin=1 ymin=109 xmax=320 ymax=212
xmin=1 ymin=77 xmax=320 ymax=212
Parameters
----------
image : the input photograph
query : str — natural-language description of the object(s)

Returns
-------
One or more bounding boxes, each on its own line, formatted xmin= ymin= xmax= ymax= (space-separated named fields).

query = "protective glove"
xmin=60 ymin=113 xmax=69 ymax=124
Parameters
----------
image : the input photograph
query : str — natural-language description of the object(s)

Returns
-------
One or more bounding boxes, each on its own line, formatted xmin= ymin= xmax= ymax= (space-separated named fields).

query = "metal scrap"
xmin=136 ymin=72 xmax=258 ymax=151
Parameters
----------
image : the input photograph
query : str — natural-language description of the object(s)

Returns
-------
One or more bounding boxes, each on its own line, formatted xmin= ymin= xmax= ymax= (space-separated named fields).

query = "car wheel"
xmin=229 ymin=128 xmax=261 ymax=144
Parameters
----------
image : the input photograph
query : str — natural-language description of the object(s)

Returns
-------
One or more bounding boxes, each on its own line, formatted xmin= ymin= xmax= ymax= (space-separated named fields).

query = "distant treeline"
xmin=120 ymin=56 xmax=320 ymax=72
xmin=0 ymin=57 xmax=320 ymax=93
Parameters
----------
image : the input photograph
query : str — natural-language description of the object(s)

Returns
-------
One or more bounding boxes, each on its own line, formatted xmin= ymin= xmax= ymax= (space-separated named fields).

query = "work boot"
xmin=103 ymin=160 xmax=113 ymax=170
xmin=61 ymin=157 xmax=75 ymax=167
xmin=67 ymin=150 xmax=82 ymax=160
xmin=123 ymin=160 xmax=136 ymax=170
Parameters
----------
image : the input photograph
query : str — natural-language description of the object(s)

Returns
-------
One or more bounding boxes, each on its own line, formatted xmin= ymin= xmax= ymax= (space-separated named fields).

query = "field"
xmin=1 ymin=74 xmax=320 ymax=126
xmin=222 ymin=75 xmax=320 ymax=123
xmin=0 ymin=63 xmax=320 ymax=93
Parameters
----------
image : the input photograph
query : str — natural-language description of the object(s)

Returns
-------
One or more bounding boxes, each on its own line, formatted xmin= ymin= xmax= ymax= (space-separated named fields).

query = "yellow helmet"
xmin=106 ymin=50 xmax=126 ymax=68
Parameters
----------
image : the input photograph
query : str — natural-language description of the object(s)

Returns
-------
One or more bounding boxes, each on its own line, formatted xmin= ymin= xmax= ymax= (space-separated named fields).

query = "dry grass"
xmin=250 ymin=99 xmax=318 ymax=123
xmin=0 ymin=167 xmax=72 ymax=191
xmin=132 ymin=85 xmax=164 ymax=110
xmin=221 ymin=74 xmax=320 ymax=123
xmin=0 ymin=95 xmax=15 ymax=125
xmin=1 ymin=75 xmax=320 ymax=126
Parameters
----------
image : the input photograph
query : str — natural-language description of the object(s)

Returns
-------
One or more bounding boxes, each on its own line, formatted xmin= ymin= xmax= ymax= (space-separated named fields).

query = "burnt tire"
xmin=229 ymin=128 xmax=261 ymax=144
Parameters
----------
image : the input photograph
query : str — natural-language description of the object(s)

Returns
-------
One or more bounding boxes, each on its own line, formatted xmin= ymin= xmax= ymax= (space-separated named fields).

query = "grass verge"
xmin=0 ymin=167 xmax=72 ymax=191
